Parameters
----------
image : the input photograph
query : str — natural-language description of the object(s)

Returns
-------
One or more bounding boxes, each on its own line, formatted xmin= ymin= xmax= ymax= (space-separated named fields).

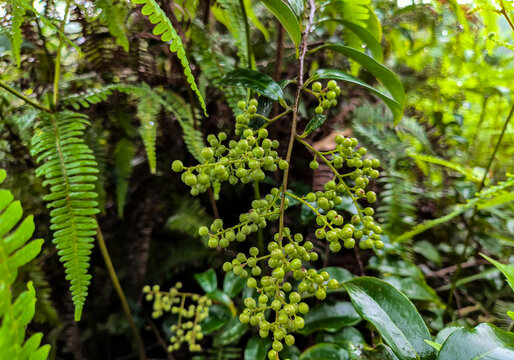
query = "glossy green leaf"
xmin=194 ymin=268 xmax=217 ymax=293
xmin=201 ymin=304 xmax=231 ymax=334
xmin=343 ymin=277 xmax=436 ymax=360
xmin=424 ymin=340 xmax=442 ymax=352
xmin=207 ymin=289 xmax=237 ymax=316
xmin=318 ymin=19 xmax=384 ymax=62
xmin=413 ymin=241 xmax=441 ymax=266
xmin=213 ymin=316 xmax=249 ymax=346
xmin=301 ymin=115 xmax=327 ymax=137
xmin=349 ymin=343 xmax=400 ymax=360
xmin=223 ymin=271 xmax=246 ymax=298
xmin=383 ymin=276 xmax=441 ymax=305
xmin=481 ymin=253 xmax=514 ymax=292
xmin=287 ymin=0 xmax=304 ymax=17
xmin=260 ymin=0 xmax=301 ymax=55
xmin=434 ymin=326 xmax=461 ymax=345
xmin=438 ymin=323 xmax=514 ymax=360
xmin=306 ymin=69 xmax=403 ymax=125
xmin=299 ymin=301 xmax=361 ymax=334
xmin=244 ymin=336 xmax=271 ymax=360
xmin=300 ymin=343 xmax=350 ymax=360
xmin=316 ymin=327 xmax=365 ymax=348
xmin=222 ymin=69 xmax=284 ymax=101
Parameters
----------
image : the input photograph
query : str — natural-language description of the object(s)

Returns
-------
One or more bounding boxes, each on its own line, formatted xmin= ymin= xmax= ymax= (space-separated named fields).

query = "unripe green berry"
xmin=315 ymin=288 xmax=327 ymax=300
xmin=315 ymin=106 xmax=324 ymax=114
xmin=327 ymin=80 xmax=337 ymax=90
xmin=208 ymin=237 xmax=218 ymax=248
xmin=312 ymin=82 xmax=322 ymax=92
xmin=199 ymin=226 xmax=209 ymax=236
xmin=184 ymin=173 xmax=198 ymax=186
xmin=201 ymin=147 xmax=214 ymax=160
xmin=248 ymin=105 xmax=257 ymax=114
xmin=223 ymin=262 xmax=232 ymax=272
xmin=172 ymin=160 xmax=184 ymax=172
xmin=309 ymin=160 xmax=319 ymax=169
xmin=279 ymin=160 xmax=289 ymax=170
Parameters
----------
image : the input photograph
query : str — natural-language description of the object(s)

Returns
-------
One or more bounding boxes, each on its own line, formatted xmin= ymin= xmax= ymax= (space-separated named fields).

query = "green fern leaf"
xmin=162 ymin=91 xmax=205 ymax=162
xmin=114 ymin=138 xmax=135 ymax=217
xmin=10 ymin=0 xmax=26 ymax=67
xmin=395 ymin=174 xmax=514 ymax=243
xmin=30 ymin=111 xmax=100 ymax=321
xmin=408 ymin=152 xmax=482 ymax=182
xmin=214 ymin=0 xmax=250 ymax=68
xmin=130 ymin=0 xmax=208 ymax=116
xmin=96 ymin=0 xmax=130 ymax=52
xmin=0 ymin=169 xmax=51 ymax=359
xmin=137 ymin=95 xmax=159 ymax=173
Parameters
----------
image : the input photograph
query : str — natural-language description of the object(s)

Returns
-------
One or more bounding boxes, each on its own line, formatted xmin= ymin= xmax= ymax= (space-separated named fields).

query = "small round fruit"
xmin=171 ymin=160 xmax=183 ymax=172
xmin=312 ymin=82 xmax=322 ymax=92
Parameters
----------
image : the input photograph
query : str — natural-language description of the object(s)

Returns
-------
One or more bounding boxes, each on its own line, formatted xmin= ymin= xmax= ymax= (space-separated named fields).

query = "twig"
xmin=96 ymin=222 xmax=147 ymax=360
xmin=0 ymin=81 xmax=52 ymax=112
xmin=52 ymin=0 xmax=72 ymax=107
xmin=278 ymin=0 xmax=317 ymax=243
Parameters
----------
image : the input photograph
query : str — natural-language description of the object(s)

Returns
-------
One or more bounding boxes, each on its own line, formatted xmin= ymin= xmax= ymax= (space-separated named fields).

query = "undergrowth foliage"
xmin=0 ymin=169 xmax=50 ymax=359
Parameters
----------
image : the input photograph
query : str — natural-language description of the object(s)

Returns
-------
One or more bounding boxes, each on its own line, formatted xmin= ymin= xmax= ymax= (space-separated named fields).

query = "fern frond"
xmin=166 ymin=198 xmax=211 ymax=236
xmin=30 ymin=111 xmax=100 ymax=321
xmin=114 ymin=138 xmax=135 ymax=218
xmin=136 ymin=96 xmax=159 ymax=173
xmin=162 ymin=91 xmax=205 ymax=162
xmin=130 ymin=0 xmax=207 ymax=115
xmin=215 ymin=0 xmax=250 ymax=68
xmin=10 ymin=0 xmax=26 ymax=67
xmin=408 ymin=152 xmax=482 ymax=182
xmin=0 ymin=169 xmax=51 ymax=359
xmin=191 ymin=22 xmax=246 ymax=115
xmin=96 ymin=0 xmax=130 ymax=52
xmin=395 ymin=174 xmax=514 ymax=243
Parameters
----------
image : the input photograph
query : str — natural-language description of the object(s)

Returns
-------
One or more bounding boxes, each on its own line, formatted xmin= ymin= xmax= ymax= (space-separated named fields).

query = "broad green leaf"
xmin=194 ymin=268 xmax=217 ymax=293
xmin=299 ymin=301 xmax=361 ymax=334
xmin=244 ymin=336 xmax=271 ymax=360
xmin=363 ymin=6 xmax=382 ymax=41
xmin=223 ymin=271 xmax=246 ymax=298
xmin=413 ymin=241 xmax=441 ymax=266
xmin=481 ymin=253 xmax=514 ymax=292
xmin=309 ymin=43 xmax=405 ymax=124
xmin=349 ymin=343 xmax=400 ymax=360
xmin=213 ymin=316 xmax=249 ymax=346
xmin=207 ymin=289 xmax=236 ymax=316
xmin=383 ymin=276 xmax=441 ymax=305
xmin=300 ymin=115 xmax=327 ymax=137
xmin=343 ymin=277 xmax=436 ymax=360
xmin=244 ymin=0 xmax=270 ymax=40
xmin=260 ymin=0 xmax=301 ymax=55
xmin=438 ymin=323 xmax=514 ymax=360
xmin=318 ymin=19 xmax=384 ymax=62
xmin=434 ymin=326 xmax=461 ymax=345
xmin=306 ymin=69 xmax=403 ymax=125
xmin=201 ymin=304 xmax=231 ymax=334
xmin=300 ymin=343 xmax=350 ymax=360
xmin=287 ymin=0 xmax=304 ymax=17
xmin=316 ymin=327 xmax=365 ymax=348
xmin=424 ymin=340 xmax=441 ymax=352
xmin=222 ymin=69 xmax=284 ymax=101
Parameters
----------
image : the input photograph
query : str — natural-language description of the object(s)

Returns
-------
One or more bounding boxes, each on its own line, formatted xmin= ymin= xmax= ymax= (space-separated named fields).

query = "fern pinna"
xmin=0 ymin=169 xmax=50 ymax=359
xmin=130 ymin=0 xmax=208 ymax=116
xmin=31 ymin=111 xmax=100 ymax=321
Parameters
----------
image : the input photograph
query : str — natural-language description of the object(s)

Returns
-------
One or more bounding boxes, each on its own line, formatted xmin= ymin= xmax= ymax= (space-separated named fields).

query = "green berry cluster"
xmin=302 ymin=134 xmax=383 ymax=250
xmin=210 ymin=223 xmax=339 ymax=357
xmin=199 ymin=188 xmax=285 ymax=249
xmin=143 ymin=283 xmax=212 ymax=352
xmin=171 ymin=126 xmax=287 ymax=195
xmin=235 ymin=99 xmax=261 ymax=136
xmin=310 ymin=80 xmax=342 ymax=114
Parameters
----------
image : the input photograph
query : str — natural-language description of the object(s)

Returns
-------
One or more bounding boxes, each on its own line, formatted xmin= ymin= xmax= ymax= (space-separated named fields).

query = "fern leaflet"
xmin=114 ymin=138 xmax=135 ymax=218
xmin=395 ymin=174 xmax=514 ymax=243
xmin=0 ymin=169 xmax=50 ymax=359
xmin=30 ymin=111 xmax=100 ymax=321
xmin=137 ymin=96 xmax=159 ymax=174
xmin=96 ymin=0 xmax=130 ymax=52
xmin=408 ymin=152 xmax=482 ymax=182
xmin=130 ymin=0 xmax=207 ymax=115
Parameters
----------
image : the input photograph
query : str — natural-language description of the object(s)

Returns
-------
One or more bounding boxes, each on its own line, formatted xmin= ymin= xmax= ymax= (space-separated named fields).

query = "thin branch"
xmin=0 ymin=81 xmax=52 ymax=112
xmin=278 ymin=0 xmax=317 ymax=243
xmin=52 ymin=0 xmax=72 ymax=107
xmin=95 ymin=222 xmax=147 ymax=360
